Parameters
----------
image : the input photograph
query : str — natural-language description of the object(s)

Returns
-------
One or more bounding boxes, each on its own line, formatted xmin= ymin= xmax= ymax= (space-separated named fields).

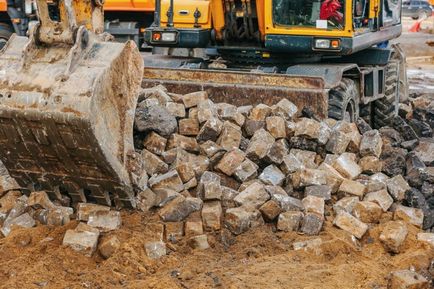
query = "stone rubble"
xmin=353 ymin=201 xmax=383 ymax=223
xmin=277 ymin=211 xmax=303 ymax=232
xmin=87 ymin=211 xmax=122 ymax=232
xmin=187 ymin=234 xmax=210 ymax=250
xmin=63 ymin=223 xmax=100 ymax=257
xmin=145 ymin=241 xmax=167 ymax=259
xmin=0 ymin=87 xmax=433 ymax=285
xmin=98 ymin=235 xmax=121 ymax=259
xmin=388 ymin=270 xmax=429 ymax=289
xmin=77 ymin=203 xmax=111 ymax=222
xmin=333 ymin=211 xmax=368 ymax=239
xmin=379 ymin=221 xmax=408 ymax=253
xmin=417 ymin=232 xmax=434 ymax=247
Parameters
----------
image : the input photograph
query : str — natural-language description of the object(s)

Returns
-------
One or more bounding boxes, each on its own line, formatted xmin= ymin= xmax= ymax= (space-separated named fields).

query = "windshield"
xmin=273 ymin=0 xmax=345 ymax=30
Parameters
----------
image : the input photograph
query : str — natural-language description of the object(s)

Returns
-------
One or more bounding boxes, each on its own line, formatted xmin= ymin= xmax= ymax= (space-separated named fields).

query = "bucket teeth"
xmin=0 ymin=109 xmax=131 ymax=207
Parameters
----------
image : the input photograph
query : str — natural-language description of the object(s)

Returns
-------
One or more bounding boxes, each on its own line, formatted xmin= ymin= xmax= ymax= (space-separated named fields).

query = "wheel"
xmin=412 ymin=16 xmax=419 ymax=20
xmin=359 ymin=102 xmax=372 ymax=125
xmin=328 ymin=78 xmax=359 ymax=122
xmin=373 ymin=61 xmax=399 ymax=128
xmin=390 ymin=43 xmax=408 ymax=103
xmin=0 ymin=24 xmax=13 ymax=50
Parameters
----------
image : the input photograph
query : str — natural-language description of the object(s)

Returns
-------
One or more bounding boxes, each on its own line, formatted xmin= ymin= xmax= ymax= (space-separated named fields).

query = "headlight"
xmin=152 ymin=32 xmax=161 ymax=42
xmin=161 ymin=32 xmax=177 ymax=42
xmin=330 ymin=39 xmax=340 ymax=49
xmin=151 ymin=31 xmax=177 ymax=43
xmin=315 ymin=39 xmax=331 ymax=49
xmin=314 ymin=39 xmax=341 ymax=50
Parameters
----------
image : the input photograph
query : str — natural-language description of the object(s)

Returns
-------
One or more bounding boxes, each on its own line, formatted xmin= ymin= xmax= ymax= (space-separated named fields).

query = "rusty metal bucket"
xmin=0 ymin=1 xmax=143 ymax=207
xmin=142 ymin=65 xmax=328 ymax=118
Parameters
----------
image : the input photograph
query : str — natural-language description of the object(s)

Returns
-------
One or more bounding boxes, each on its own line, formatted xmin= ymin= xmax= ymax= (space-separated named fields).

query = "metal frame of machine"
xmin=143 ymin=0 xmax=406 ymax=125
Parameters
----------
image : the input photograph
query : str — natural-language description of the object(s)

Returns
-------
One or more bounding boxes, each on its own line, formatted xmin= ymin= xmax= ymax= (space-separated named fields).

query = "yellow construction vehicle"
xmin=0 ymin=0 xmax=154 ymax=49
xmin=104 ymin=0 xmax=155 ymax=47
xmin=144 ymin=0 xmax=407 ymax=126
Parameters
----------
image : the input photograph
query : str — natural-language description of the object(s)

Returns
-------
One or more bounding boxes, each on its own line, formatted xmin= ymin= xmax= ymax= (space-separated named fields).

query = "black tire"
xmin=0 ymin=24 xmax=13 ymax=50
xmin=359 ymin=103 xmax=372 ymax=125
xmin=373 ymin=61 xmax=399 ymax=128
xmin=328 ymin=78 xmax=359 ymax=122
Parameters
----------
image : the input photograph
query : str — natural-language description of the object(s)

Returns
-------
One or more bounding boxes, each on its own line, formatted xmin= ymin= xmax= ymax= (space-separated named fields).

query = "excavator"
xmin=0 ymin=0 xmax=407 ymax=208
xmin=143 ymin=0 xmax=407 ymax=124
xmin=0 ymin=0 xmax=155 ymax=49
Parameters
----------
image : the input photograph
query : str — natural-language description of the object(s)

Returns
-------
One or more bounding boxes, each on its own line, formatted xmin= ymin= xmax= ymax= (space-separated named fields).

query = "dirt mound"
xmin=0 ymin=211 xmax=432 ymax=289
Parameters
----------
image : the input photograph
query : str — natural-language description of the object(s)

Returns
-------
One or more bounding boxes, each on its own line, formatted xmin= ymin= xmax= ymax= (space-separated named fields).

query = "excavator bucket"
xmin=0 ymin=0 xmax=143 ymax=207
xmin=142 ymin=66 xmax=329 ymax=118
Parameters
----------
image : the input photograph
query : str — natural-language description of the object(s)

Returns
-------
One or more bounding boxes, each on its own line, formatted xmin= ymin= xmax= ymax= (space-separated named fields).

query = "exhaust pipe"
xmin=153 ymin=0 xmax=161 ymax=27
xmin=167 ymin=0 xmax=174 ymax=27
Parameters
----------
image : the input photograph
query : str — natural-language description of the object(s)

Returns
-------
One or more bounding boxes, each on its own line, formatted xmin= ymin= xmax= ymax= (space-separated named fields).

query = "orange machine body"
xmin=104 ymin=0 xmax=155 ymax=12
xmin=0 ymin=0 xmax=154 ymax=12
xmin=0 ymin=0 xmax=6 ymax=12
xmin=0 ymin=0 xmax=155 ymax=49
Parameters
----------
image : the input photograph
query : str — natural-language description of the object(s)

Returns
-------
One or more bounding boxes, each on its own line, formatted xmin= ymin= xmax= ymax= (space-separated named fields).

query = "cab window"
xmin=353 ymin=0 xmax=370 ymax=28
xmin=273 ymin=0 xmax=345 ymax=29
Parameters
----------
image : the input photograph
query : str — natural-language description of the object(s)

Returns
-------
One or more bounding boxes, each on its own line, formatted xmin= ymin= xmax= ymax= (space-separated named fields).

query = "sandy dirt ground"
xmin=0 ymin=17 xmax=434 ymax=289
xmin=1 ymin=212 xmax=433 ymax=289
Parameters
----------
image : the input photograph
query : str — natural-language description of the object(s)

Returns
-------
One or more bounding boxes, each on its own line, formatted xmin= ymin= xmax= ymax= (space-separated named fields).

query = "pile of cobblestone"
xmin=0 ymin=86 xmax=433 ymax=273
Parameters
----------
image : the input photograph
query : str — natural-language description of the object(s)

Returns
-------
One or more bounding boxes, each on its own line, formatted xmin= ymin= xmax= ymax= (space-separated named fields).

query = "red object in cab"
xmin=320 ymin=0 xmax=344 ymax=23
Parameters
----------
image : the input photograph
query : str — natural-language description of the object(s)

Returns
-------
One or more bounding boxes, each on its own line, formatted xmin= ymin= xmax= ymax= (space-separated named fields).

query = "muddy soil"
xmin=0 ymin=211 xmax=433 ymax=289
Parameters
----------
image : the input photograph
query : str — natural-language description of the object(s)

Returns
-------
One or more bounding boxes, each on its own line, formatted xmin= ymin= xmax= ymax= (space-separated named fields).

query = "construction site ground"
xmin=1 ymin=17 xmax=434 ymax=289
xmin=1 ymin=213 xmax=433 ymax=289
xmin=397 ymin=18 xmax=434 ymax=94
